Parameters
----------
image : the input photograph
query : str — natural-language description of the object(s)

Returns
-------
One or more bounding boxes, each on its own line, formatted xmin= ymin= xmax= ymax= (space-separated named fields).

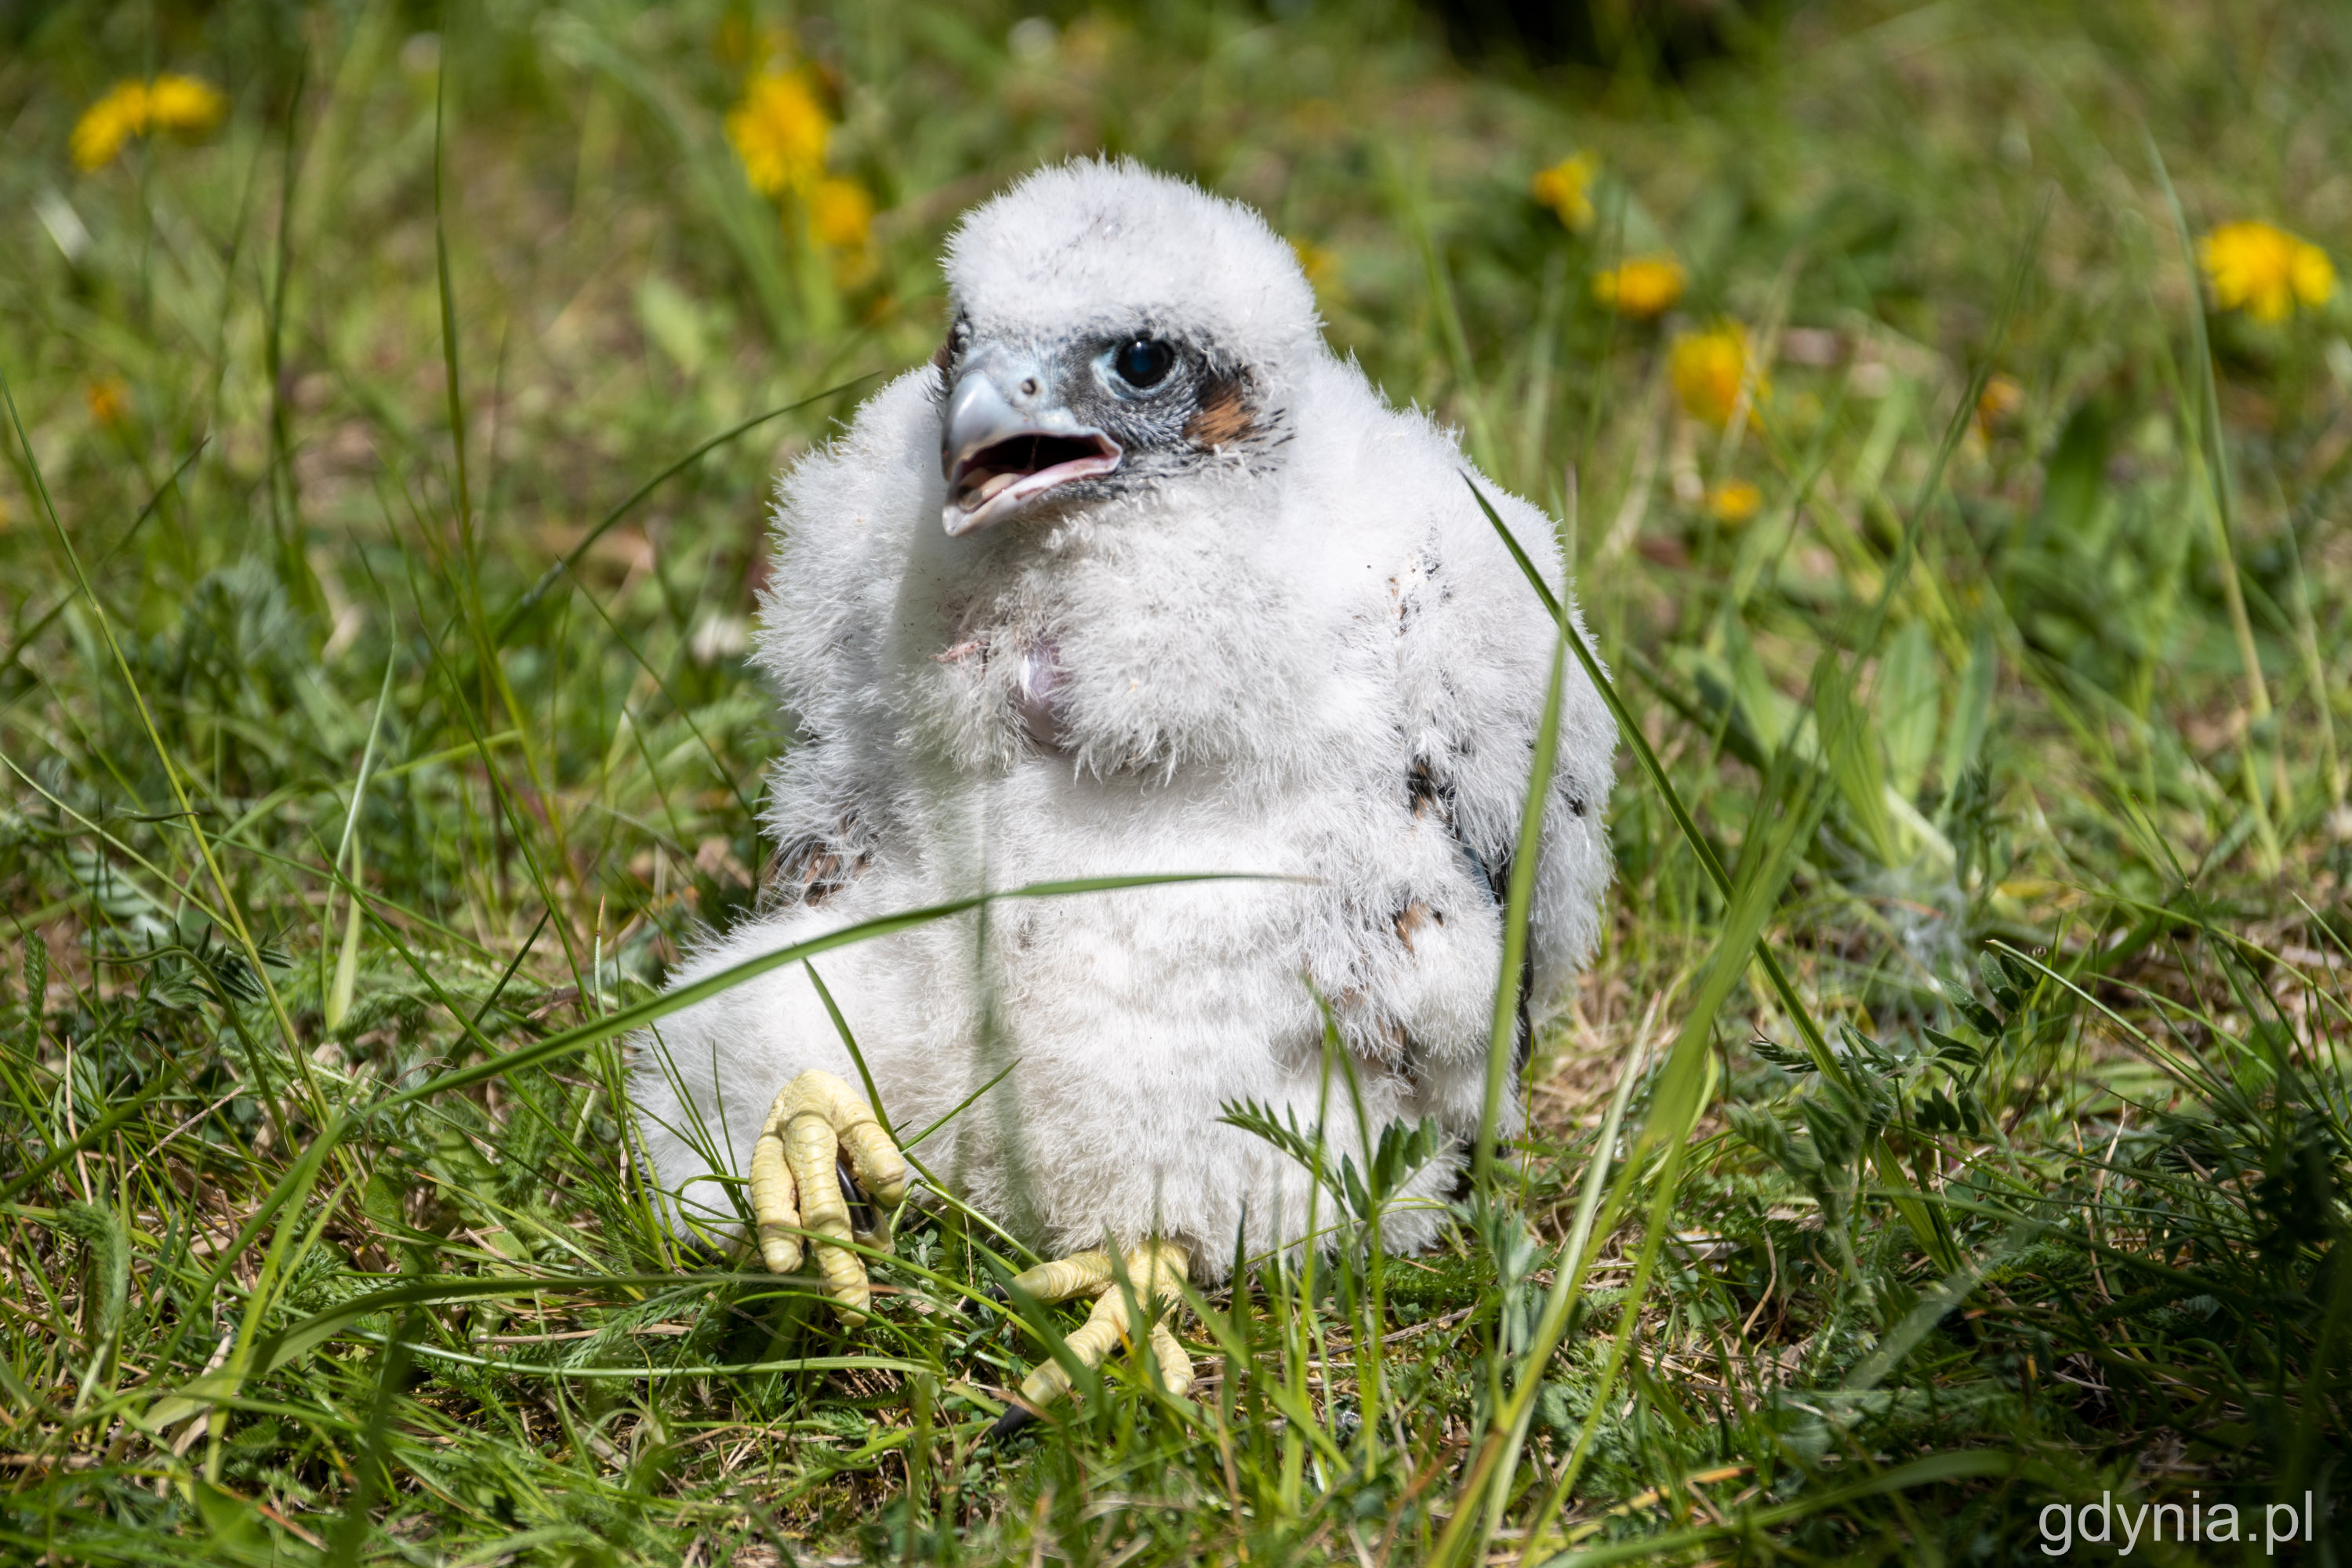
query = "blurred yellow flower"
xmin=147 ymin=74 xmax=227 ymax=132
xmin=72 ymin=82 xmax=151 ymax=169
xmin=1672 ymin=324 xmax=1766 ymax=429
xmin=1531 ymin=153 xmax=1596 ymax=233
xmin=1290 ymin=238 xmax=1340 ymax=291
xmin=1593 ymin=255 xmax=1685 ymax=318
xmin=85 ymin=377 xmax=129 ymax=427
xmin=2198 ymin=220 xmax=2336 ymax=323
xmin=811 ymin=177 xmax=874 ymax=251
xmin=1975 ymin=373 xmax=2024 ymax=437
xmin=71 ymin=74 xmax=226 ymax=169
xmin=727 ymin=70 xmax=829 ymax=197
xmin=1705 ymin=478 xmax=1762 ymax=524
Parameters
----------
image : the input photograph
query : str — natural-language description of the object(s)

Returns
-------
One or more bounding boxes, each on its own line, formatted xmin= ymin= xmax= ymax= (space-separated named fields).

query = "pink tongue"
xmin=1014 ymin=638 xmax=1062 ymax=750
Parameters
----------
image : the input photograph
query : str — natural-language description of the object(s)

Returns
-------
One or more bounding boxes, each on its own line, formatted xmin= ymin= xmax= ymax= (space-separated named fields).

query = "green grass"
xmin=4 ymin=1 xmax=2350 ymax=1562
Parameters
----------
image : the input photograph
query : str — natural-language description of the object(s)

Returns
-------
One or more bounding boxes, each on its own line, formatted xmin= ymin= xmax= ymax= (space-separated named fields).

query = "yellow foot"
xmin=993 ymin=1240 xmax=1192 ymax=1438
xmin=747 ymin=1069 xmax=909 ymax=1320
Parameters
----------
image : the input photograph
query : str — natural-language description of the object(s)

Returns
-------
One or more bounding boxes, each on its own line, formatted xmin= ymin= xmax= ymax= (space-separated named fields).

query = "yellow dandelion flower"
xmin=1705 ymin=478 xmax=1762 ymax=524
xmin=2199 ymin=220 xmax=2337 ymax=323
xmin=1531 ymin=152 xmax=1597 ymax=234
xmin=144 ymin=74 xmax=227 ymax=133
xmin=811 ymin=177 xmax=874 ymax=251
xmin=85 ymin=377 xmax=130 ymax=428
xmin=726 ymin=70 xmax=829 ymax=198
xmin=1671 ymin=323 xmax=1767 ymax=429
xmin=71 ymin=74 xmax=225 ymax=169
xmin=2290 ymin=242 xmax=2336 ymax=307
xmin=72 ymin=81 xmax=151 ymax=169
xmin=1289 ymin=238 xmax=1340 ymax=291
xmin=1593 ymin=255 xmax=1685 ymax=319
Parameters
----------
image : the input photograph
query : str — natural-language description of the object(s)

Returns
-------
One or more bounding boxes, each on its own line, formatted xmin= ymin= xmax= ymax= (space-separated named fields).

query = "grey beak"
xmin=940 ymin=348 xmax=1122 ymax=536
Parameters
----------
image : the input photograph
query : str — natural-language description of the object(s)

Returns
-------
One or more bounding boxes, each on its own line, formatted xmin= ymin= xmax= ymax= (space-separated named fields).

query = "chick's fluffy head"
xmin=943 ymin=159 xmax=1324 ymax=381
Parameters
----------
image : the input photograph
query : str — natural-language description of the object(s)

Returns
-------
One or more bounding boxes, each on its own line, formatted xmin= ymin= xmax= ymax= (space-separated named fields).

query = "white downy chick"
xmin=630 ymin=158 xmax=1616 ymax=1284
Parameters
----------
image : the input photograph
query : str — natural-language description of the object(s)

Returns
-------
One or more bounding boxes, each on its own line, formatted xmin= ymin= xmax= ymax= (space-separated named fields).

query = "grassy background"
xmin=4 ymin=0 xmax=2350 ymax=1561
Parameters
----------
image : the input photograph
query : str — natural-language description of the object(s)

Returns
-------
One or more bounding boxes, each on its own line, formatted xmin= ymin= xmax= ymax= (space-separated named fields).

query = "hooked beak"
xmin=940 ymin=350 xmax=1122 ymax=537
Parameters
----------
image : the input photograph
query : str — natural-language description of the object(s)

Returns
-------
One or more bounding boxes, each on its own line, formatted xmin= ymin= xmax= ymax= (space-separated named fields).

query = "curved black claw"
xmin=988 ymin=1402 xmax=1041 ymax=1442
xmin=836 ymin=1155 xmax=877 ymax=1236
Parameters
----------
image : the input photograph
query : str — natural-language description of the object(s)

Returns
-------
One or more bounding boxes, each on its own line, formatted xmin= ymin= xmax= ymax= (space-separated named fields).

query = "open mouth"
xmin=944 ymin=430 xmax=1122 ymax=536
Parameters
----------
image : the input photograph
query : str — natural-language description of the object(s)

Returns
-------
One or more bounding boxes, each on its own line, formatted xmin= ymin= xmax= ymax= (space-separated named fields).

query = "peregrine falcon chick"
xmin=630 ymin=158 xmax=1616 ymax=1418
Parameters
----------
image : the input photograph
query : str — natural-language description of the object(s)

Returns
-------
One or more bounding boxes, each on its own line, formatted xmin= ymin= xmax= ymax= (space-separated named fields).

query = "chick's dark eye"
xmin=1113 ymin=338 xmax=1175 ymax=389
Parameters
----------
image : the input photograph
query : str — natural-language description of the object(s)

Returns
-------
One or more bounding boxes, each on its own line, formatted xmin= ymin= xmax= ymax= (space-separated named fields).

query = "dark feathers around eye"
xmin=931 ymin=317 xmax=972 ymax=375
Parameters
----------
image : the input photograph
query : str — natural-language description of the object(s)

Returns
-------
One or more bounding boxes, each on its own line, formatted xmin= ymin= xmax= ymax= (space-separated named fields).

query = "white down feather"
xmin=630 ymin=159 xmax=1616 ymax=1281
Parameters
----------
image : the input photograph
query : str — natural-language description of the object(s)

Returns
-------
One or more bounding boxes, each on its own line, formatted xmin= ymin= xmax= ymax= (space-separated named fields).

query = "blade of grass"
xmin=321 ymin=648 xmax=396 ymax=1031
xmin=2145 ymin=133 xmax=2287 ymax=862
xmin=1473 ymin=633 xmax=1566 ymax=1190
